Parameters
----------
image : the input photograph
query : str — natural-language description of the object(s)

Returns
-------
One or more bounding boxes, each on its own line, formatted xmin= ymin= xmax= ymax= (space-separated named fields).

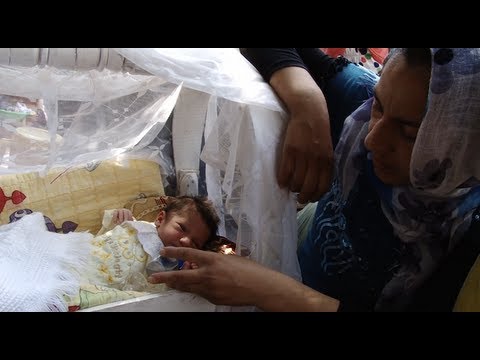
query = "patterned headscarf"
xmin=335 ymin=48 xmax=480 ymax=310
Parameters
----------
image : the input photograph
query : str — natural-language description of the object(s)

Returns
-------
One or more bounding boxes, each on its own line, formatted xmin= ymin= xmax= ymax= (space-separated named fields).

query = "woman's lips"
xmin=373 ymin=158 xmax=391 ymax=172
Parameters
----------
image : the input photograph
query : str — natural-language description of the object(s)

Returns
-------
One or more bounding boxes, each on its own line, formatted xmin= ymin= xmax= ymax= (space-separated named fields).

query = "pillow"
xmin=0 ymin=159 xmax=165 ymax=234
xmin=123 ymin=194 xmax=171 ymax=223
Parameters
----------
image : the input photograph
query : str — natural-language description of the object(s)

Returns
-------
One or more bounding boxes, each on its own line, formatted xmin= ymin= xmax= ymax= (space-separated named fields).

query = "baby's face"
xmin=155 ymin=210 xmax=210 ymax=249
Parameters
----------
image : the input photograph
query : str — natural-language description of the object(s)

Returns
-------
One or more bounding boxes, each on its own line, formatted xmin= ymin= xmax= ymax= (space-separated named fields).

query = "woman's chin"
xmin=373 ymin=166 xmax=403 ymax=186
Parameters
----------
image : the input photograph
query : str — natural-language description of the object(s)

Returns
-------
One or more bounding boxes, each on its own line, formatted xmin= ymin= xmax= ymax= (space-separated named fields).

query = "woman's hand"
xmin=148 ymin=247 xmax=267 ymax=306
xmin=148 ymin=247 xmax=339 ymax=312
xmin=271 ymin=67 xmax=334 ymax=204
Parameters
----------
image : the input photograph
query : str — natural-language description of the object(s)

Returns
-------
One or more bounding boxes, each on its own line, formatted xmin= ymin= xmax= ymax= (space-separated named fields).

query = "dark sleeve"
xmin=241 ymin=48 xmax=308 ymax=83
xmin=407 ymin=207 xmax=480 ymax=312
xmin=295 ymin=48 xmax=347 ymax=88
xmin=242 ymin=48 xmax=346 ymax=91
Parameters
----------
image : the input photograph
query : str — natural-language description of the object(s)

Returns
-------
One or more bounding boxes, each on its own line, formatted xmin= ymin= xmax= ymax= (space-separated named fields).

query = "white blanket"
xmin=0 ymin=212 xmax=92 ymax=312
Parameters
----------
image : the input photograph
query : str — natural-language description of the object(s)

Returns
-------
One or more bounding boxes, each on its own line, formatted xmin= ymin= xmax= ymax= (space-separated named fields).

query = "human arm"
xmin=241 ymin=48 xmax=335 ymax=87
xmin=242 ymin=48 xmax=335 ymax=203
xmin=148 ymin=246 xmax=340 ymax=312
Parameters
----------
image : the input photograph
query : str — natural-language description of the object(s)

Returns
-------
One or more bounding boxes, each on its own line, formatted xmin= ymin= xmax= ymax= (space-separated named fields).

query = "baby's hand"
xmin=180 ymin=261 xmax=199 ymax=270
xmin=113 ymin=209 xmax=134 ymax=224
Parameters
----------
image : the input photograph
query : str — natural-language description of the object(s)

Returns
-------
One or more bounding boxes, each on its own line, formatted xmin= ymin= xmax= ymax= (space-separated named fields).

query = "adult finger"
xmin=148 ymin=267 xmax=201 ymax=290
xmin=160 ymin=246 xmax=213 ymax=266
xmin=277 ymin=148 xmax=294 ymax=188
xmin=297 ymin=158 xmax=320 ymax=204
xmin=310 ymin=159 xmax=334 ymax=202
xmin=290 ymin=155 xmax=308 ymax=195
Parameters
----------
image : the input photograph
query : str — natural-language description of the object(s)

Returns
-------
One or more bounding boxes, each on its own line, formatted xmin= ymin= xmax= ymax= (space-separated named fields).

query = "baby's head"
xmin=154 ymin=196 xmax=219 ymax=250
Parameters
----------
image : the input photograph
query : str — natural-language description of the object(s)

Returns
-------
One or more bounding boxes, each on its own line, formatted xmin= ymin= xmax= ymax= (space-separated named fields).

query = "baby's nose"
xmin=179 ymin=237 xmax=194 ymax=248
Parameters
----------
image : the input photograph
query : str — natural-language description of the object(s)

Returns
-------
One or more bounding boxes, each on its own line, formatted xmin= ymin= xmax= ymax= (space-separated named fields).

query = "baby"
xmin=113 ymin=195 xmax=220 ymax=270
xmin=66 ymin=195 xmax=240 ymax=310
xmin=82 ymin=195 xmax=220 ymax=292
xmin=114 ymin=195 xmax=218 ymax=251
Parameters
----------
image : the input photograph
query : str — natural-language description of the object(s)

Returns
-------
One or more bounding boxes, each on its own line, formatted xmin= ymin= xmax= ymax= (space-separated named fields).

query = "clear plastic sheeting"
xmin=116 ymin=48 xmax=285 ymax=114
xmin=0 ymin=48 xmax=301 ymax=310
xmin=0 ymin=48 xmax=149 ymax=74
xmin=0 ymin=65 xmax=178 ymax=175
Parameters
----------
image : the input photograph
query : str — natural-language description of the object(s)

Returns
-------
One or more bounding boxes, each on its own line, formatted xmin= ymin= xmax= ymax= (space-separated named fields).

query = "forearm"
xmin=242 ymin=48 xmax=336 ymax=86
xmin=253 ymin=268 xmax=339 ymax=312
xmin=243 ymin=48 xmax=329 ymax=120
xmin=269 ymin=66 xmax=328 ymax=119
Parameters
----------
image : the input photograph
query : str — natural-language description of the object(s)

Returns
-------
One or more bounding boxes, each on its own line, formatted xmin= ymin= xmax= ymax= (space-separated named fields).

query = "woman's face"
xmin=155 ymin=209 xmax=210 ymax=250
xmin=364 ymin=53 xmax=431 ymax=186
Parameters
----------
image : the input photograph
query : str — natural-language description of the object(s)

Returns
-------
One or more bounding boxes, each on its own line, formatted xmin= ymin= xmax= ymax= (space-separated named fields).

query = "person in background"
xmin=320 ymin=48 xmax=389 ymax=75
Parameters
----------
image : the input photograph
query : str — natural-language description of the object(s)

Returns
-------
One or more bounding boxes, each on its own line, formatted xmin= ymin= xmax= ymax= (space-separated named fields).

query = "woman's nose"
xmin=364 ymin=117 xmax=395 ymax=153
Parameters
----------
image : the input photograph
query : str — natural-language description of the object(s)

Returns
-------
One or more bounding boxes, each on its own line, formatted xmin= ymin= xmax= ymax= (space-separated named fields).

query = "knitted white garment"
xmin=0 ymin=212 xmax=92 ymax=312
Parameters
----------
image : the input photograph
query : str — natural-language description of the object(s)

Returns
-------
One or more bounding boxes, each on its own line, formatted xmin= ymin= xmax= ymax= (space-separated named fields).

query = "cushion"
xmin=123 ymin=194 xmax=171 ymax=223
xmin=0 ymin=158 xmax=165 ymax=234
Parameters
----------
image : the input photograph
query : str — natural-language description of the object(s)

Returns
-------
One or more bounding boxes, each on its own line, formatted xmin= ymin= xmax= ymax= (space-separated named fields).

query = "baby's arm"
xmin=96 ymin=209 xmax=135 ymax=236
xmin=113 ymin=209 xmax=134 ymax=224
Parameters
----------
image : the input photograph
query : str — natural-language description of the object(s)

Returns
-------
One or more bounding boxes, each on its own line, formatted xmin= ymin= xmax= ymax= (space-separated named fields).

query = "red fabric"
xmin=320 ymin=48 xmax=389 ymax=65
xmin=0 ymin=187 xmax=26 ymax=213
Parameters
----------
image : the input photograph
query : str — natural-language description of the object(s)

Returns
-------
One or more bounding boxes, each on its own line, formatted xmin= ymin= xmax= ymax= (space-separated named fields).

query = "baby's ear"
xmin=155 ymin=210 xmax=166 ymax=226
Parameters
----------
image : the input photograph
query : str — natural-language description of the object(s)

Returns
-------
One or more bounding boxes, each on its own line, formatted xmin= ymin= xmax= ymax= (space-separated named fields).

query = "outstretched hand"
xmin=148 ymin=247 xmax=340 ymax=312
xmin=148 ymin=247 xmax=278 ymax=307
